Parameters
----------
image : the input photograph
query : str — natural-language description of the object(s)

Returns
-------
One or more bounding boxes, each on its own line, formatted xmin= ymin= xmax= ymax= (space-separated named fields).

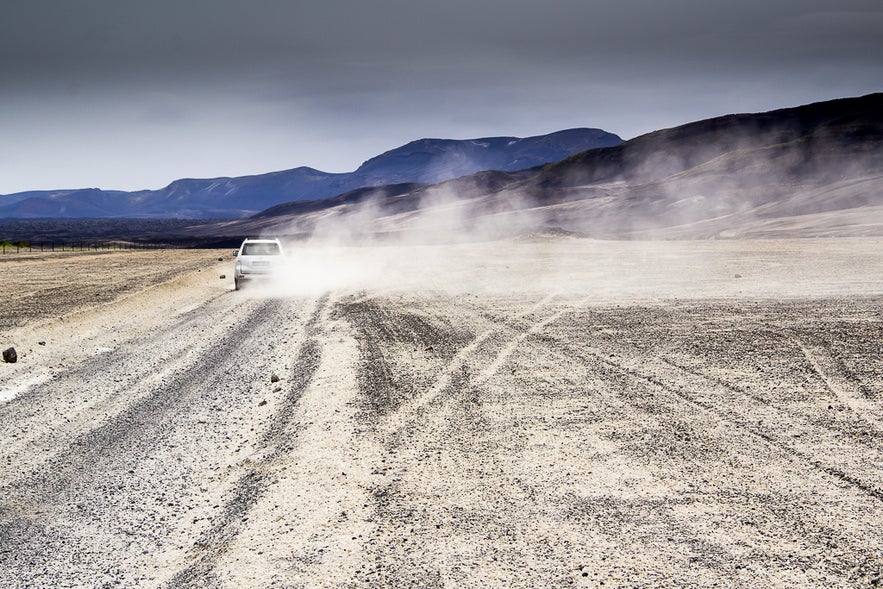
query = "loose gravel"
xmin=0 ymin=240 xmax=881 ymax=588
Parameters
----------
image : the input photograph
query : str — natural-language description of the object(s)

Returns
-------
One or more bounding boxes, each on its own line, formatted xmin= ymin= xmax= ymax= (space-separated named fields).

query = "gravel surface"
xmin=0 ymin=250 xmax=228 ymax=333
xmin=0 ymin=240 xmax=881 ymax=588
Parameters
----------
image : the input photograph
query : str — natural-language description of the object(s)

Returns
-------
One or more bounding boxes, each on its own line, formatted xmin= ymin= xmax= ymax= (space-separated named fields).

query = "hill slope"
xmin=194 ymin=93 xmax=882 ymax=240
xmin=0 ymin=128 xmax=620 ymax=219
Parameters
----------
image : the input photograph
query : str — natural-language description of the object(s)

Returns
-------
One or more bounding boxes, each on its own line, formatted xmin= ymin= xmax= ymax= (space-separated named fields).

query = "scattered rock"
xmin=270 ymin=373 xmax=280 ymax=383
xmin=3 ymin=347 xmax=17 ymax=363
xmin=38 ymin=341 xmax=46 ymax=346
xmin=218 ymin=257 xmax=224 ymax=262
xmin=258 ymin=399 xmax=267 ymax=407
xmin=219 ymin=274 xmax=226 ymax=280
xmin=735 ymin=273 xmax=742 ymax=278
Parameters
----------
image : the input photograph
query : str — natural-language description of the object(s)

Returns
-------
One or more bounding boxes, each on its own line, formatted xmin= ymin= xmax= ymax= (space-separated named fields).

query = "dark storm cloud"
xmin=5 ymin=0 xmax=882 ymax=83
xmin=1 ymin=0 xmax=881 ymax=193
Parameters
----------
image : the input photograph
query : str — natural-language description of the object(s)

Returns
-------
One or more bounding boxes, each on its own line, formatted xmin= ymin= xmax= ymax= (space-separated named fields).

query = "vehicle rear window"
xmin=242 ymin=243 xmax=281 ymax=255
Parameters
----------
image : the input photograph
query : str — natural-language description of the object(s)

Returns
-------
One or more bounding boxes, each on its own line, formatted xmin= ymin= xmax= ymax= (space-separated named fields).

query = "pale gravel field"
xmin=0 ymin=238 xmax=881 ymax=588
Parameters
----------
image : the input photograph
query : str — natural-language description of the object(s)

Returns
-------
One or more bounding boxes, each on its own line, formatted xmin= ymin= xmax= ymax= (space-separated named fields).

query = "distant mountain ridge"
xmin=353 ymin=128 xmax=620 ymax=184
xmin=0 ymin=128 xmax=621 ymax=219
xmin=184 ymin=92 xmax=883 ymax=240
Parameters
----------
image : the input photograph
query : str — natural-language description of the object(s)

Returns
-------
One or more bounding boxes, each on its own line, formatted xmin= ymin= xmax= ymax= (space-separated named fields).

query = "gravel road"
xmin=0 ymin=240 xmax=881 ymax=587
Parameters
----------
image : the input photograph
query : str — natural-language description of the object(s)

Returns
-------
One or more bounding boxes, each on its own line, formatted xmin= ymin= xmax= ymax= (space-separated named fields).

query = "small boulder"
xmin=3 ymin=347 xmax=17 ymax=363
xmin=219 ymin=274 xmax=226 ymax=280
xmin=270 ymin=373 xmax=280 ymax=383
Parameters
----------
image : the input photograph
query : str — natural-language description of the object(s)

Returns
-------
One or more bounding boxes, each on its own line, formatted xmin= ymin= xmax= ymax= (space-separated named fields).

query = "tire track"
xmin=0 ymin=298 xmax=284 ymax=587
xmin=770 ymin=327 xmax=883 ymax=434
xmin=167 ymin=296 xmax=328 ymax=588
xmin=338 ymin=294 xmax=481 ymax=424
xmin=0 ymin=293 xmax=263 ymax=488
xmin=513 ymin=314 xmax=883 ymax=583
xmin=547 ymin=332 xmax=883 ymax=504
xmin=344 ymin=293 xmax=568 ymax=436
xmin=11 ymin=299 xmax=278 ymax=500
xmin=572 ymin=347 xmax=883 ymax=576
xmin=480 ymin=302 xmax=883 ymax=504
xmin=465 ymin=302 xmax=883 ymax=583
xmin=476 ymin=294 xmax=591 ymax=384
xmin=0 ymin=296 xmax=321 ymax=587
xmin=339 ymin=294 xmax=592 ymax=586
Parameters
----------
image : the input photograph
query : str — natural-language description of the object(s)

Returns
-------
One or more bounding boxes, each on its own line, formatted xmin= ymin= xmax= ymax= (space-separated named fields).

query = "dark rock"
xmin=258 ymin=400 xmax=267 ymax=407
xmin=270 ymin=373 xmax=280 ymax=383
xmin=735 ymin=273 xmax=742 ymax=278
xmin=38 ymin=341 xmax=46 ymax=346
xmin=219 ymin=274 xmax=226 ymax=279
xmin=3 ymin=347 xmax=17 ymax=363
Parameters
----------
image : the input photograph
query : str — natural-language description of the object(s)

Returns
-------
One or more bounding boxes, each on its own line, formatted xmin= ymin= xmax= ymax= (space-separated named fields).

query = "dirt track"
xmin=0 ymin=240 xmax=881 ymax=588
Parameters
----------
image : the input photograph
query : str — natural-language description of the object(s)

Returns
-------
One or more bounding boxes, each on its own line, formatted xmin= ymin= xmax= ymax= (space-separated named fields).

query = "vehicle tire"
xmin=234 ymin=278 xmax=240 ymax=291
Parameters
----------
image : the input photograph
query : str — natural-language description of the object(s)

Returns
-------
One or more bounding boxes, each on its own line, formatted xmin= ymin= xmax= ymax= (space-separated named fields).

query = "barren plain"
xmin=0 ymin=238 xmax=881 ymax=588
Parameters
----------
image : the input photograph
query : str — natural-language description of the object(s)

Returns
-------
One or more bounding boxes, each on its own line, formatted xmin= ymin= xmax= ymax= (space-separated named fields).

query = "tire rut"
xmin=481 ymin=302 xmax=883 ymax=503
xmin=10 ymin=300 xmax=278 ymax=502
xmin=548 ymin=331 xmax=883 ymax=505
xmin=338 ymin=294 xmax=577 ymax=586
xmin=473 ymin=304 xmax=883 ymax=582
xmin=0 ymin=296 xmax=320 ymax=587
xmin=336 ymin=295 xmax=473 ymax=420
xmin=167 ymin=295 xmax=328 ymax=588
xmin=0 ymin=293 xmax=258 ymax=486
xmin=771 ymin=327 xmax=883 ymax=433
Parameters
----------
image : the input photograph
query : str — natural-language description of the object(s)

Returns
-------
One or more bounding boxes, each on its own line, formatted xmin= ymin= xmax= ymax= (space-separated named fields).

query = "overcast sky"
xmin=1 ymin=0 xmax=881 ymax=194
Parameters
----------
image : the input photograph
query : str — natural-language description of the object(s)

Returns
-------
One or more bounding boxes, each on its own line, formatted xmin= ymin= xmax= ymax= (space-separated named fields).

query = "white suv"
xmin=233 ymin=237 xmax=284 ymax=290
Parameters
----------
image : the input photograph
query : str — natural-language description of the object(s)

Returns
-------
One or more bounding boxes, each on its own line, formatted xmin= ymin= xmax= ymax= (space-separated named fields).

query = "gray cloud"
xmin=1 ymin=0 xmax=881 ymax=193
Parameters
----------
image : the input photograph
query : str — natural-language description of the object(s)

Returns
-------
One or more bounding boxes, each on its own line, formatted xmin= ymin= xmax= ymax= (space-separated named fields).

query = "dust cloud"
xmin=250 ymin=185 xmax=555 ymax=298
xmin=239 ymin=148 xmax=882 ymax=300
xmin=246 ymin=235 xmax=882 ymax=304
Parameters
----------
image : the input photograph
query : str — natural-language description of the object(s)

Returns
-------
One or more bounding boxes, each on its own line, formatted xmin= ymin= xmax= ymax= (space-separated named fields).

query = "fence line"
xmin=0 ymin=241 xmax=173 ymax=254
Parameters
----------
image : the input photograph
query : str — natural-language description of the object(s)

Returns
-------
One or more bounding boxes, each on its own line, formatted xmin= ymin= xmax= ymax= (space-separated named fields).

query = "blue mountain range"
xmin=0 ymin=128 xmax=621 ymax=219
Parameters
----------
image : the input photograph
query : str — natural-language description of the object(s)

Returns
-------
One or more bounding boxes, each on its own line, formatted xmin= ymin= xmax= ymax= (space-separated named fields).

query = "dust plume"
xmin=238 ymin=104 xmax=883 ymax=298
xmin=248 ymin=182 xmax=554 ymax=297
xmin=238 ymin=179 xmax=882 ymax=302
